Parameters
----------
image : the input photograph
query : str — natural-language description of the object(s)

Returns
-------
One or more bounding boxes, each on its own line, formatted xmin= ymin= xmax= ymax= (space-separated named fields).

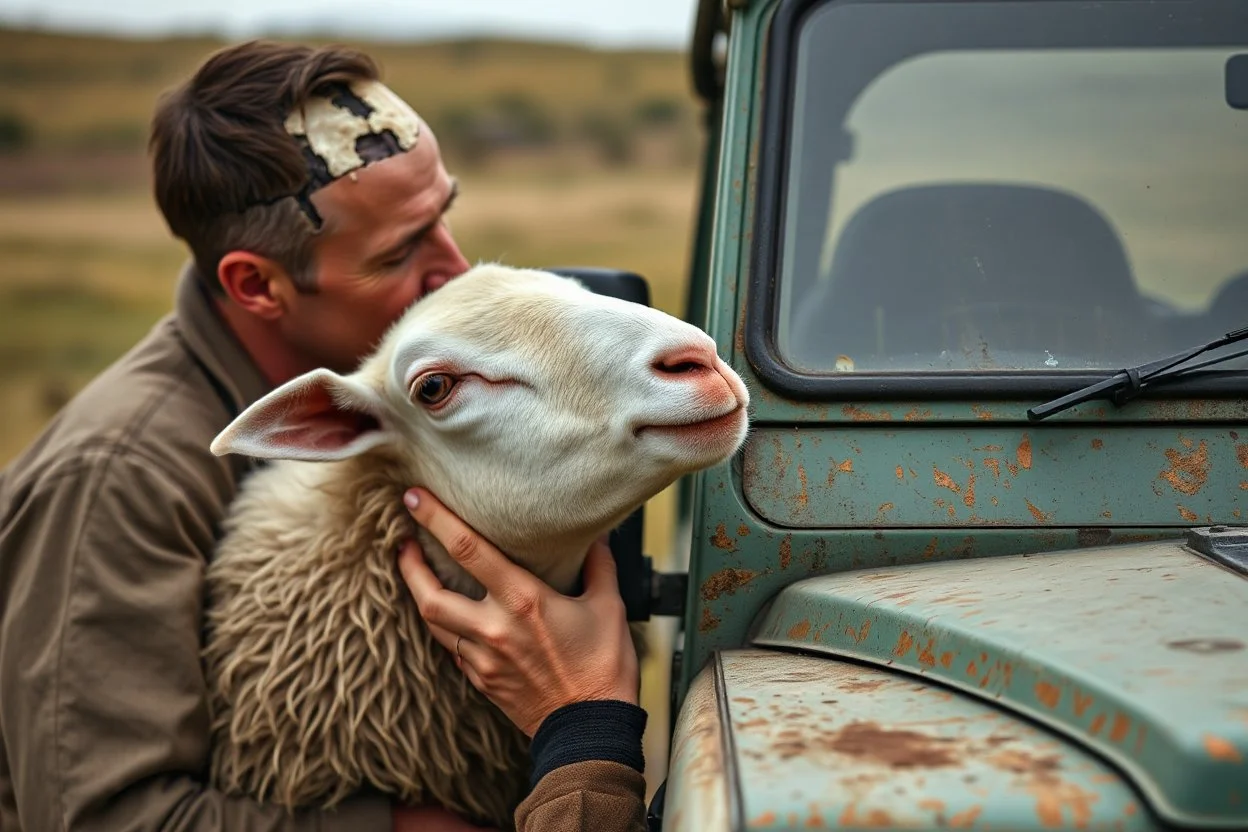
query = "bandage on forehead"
xmin=279 ymin=79 xmax=423 ymax=230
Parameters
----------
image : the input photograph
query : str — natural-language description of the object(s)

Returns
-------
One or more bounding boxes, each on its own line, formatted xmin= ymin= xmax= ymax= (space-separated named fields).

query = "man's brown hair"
xmin=149 ymin=40 xmax=379 ymax=292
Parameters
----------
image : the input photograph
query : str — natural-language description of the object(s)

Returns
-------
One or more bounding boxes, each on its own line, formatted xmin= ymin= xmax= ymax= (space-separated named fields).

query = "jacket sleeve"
xmin=513 ymin=701 xmax=649 ymax=832
xmin=0 ymin=450 xmax=391 ymax=831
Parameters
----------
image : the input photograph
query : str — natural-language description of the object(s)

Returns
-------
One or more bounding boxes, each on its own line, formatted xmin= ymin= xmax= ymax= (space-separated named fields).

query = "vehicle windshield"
xmin=775 ymin=0 xmax=1248 ymax=374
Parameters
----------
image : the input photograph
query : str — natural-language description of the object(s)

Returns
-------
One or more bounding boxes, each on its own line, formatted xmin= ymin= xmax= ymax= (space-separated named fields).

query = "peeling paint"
xmin=894 ymin=630 xmax=914 ymax=658
xmin=711 ymin=523 xmax=737 ymax=552
xmin=1017 ymin=435 xmax=1033 ymax=471
xmin=1159 ymin=440 xmax=1210 ymax=496
xmin=963 ymin=474 xmax=977 ymax=508
xmin=701 ymin=567 xmax=757 ymax=600
xmin=934 ymin=468 xmax=962 ymax=494
xmin=788 ymin=619 xmax=811 ymax=639
xmin=1177 ymin=505 xmax=1199 ymax=522
xmin=1238 ymin=444 xmax=1248 ymax=469
xmin=737 ymin=524 xmax=752 ymax=537
xmin=1035 ymin=682 xmax=1062 ymax=709
xmin=699 ymin=606 xmax=720 ymax=633
xmin=984 ymin=457 xmax=1002 ymax=479
xmin=779 ymin=535 xmax=792 ymax=570
xmin=1204 ymin=735 xmax=1244 ymax=764
xmin=1025 ymin=498 xmax=1052 ymax=523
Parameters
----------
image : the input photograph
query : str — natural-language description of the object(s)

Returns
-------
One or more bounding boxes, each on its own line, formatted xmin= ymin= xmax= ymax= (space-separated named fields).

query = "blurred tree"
xmin=579 ymin=110 xmax=635 ymax=167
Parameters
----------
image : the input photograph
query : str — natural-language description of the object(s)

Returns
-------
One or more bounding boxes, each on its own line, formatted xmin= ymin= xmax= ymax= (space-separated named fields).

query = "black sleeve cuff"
xmin=528 ymin=700 xmax=648 ymax=790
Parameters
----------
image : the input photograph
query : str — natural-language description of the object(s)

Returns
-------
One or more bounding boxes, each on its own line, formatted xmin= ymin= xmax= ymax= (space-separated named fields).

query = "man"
xmin=0 ymin=40 xmax=647 ymax=831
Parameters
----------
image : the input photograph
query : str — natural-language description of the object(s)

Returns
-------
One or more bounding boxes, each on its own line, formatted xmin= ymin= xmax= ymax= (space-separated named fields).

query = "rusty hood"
xmin=748 ymin=539 xmax=1248 ymax=829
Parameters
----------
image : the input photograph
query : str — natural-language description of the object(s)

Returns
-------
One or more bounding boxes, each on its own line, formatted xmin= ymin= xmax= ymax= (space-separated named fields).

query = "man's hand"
xmin=392 ymin=804 xmax=497 ymax=831
xmin=397 ymin=487 xmax=640 ymax=737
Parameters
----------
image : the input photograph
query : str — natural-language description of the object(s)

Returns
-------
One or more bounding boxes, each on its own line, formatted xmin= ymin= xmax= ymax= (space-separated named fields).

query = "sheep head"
xmin=210 ymin=263 xmax=749 ymax=590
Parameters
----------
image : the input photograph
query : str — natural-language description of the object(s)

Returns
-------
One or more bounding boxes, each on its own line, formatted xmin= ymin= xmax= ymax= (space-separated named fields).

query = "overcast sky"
xmin=0 ymin=0 xmax=695 ymax=46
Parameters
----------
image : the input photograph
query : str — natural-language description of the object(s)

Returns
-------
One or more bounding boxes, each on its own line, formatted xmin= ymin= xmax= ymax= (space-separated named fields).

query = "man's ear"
xmin=211 ymin=369 xmax=396 ymax=461
xmin=217 ymin=251 xmax=297 ymax=320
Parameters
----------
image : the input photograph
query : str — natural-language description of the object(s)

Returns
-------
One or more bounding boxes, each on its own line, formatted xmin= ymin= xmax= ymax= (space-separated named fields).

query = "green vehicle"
xmin=598 ymin=0 xmax=1248 ymax=829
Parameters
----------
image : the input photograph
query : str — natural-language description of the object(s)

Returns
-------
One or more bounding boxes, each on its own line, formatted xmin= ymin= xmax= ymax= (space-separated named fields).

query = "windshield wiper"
xmin=1027 ymin=325 xmax=1248 ymax=421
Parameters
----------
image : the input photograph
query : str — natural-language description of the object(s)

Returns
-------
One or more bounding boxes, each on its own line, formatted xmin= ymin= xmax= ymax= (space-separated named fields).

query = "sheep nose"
xmin=651 ymin=341 xmax=718 ymax=379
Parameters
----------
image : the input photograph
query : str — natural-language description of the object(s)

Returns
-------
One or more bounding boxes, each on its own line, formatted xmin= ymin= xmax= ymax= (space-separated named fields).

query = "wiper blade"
xmin=1027 ymin=325 xmax=1248 ymax=421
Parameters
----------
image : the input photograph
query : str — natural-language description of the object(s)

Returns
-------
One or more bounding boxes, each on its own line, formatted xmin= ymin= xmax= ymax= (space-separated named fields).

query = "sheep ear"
xmin=210 ymin=368 xmax=396 ymax=461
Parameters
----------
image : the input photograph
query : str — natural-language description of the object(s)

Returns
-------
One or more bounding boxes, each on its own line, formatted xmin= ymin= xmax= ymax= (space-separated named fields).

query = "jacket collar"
xmin=174 ymin=262 xmax=272 ymax=418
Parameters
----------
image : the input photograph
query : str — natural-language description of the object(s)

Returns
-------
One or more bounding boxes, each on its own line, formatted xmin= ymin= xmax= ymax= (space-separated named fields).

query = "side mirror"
xmin=547 ymin=267 xmax=654 ymax=621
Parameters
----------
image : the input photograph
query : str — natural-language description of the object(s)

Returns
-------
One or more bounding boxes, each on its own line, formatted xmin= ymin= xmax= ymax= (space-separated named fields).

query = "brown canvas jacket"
xmin=0 ymin=264 xmax=648 ymax=832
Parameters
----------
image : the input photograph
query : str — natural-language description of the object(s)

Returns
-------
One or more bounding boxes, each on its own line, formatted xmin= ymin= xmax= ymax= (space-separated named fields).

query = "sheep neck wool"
xmin=281 ymin=79 xmax=423 ymax=228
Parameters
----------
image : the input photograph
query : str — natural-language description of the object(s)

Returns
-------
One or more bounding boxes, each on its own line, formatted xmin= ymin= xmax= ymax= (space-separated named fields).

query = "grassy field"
xmin=0 ymin=27 xmax=704 ymax=796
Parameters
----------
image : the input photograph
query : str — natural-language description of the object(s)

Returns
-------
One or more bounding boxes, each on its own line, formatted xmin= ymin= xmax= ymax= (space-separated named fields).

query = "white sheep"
xmin=203 ymin=263 xmax=750 ymax=829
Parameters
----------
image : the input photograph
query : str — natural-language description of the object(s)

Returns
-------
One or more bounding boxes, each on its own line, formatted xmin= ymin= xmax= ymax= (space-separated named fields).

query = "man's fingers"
xmin=397 ymin=540 xmax=485 ymax=634
xmin=580 ymin=540 xmax=622 ymax=598
xmin=403 ymin=488 xmax=532 ymax=598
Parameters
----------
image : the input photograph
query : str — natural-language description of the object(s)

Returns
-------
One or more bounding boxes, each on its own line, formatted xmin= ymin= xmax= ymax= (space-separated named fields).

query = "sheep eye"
xmin=414 ymin=373 xmax=456 ymax=405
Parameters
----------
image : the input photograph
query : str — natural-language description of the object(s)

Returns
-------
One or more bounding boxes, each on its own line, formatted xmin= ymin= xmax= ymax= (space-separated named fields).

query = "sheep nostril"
xmin=652 ymin=343 xmax=716 ymax=377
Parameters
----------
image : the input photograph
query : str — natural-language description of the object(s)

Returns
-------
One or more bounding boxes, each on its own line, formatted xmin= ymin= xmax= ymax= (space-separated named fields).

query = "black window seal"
xmin=742 ymin=0 xmax=1248 ymax=403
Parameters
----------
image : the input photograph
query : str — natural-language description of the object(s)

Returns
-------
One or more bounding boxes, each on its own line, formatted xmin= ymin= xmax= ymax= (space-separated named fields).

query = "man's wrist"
xmin=528 ymin=700 xmax=647 ymax=790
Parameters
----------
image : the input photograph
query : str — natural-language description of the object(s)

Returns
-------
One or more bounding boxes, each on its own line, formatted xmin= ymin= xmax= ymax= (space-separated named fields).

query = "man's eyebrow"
xmin=371 ymin=180 xmax=460 ymax=263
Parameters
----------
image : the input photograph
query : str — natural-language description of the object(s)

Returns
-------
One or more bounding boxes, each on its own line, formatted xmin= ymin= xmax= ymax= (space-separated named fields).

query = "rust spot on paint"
xmin=842 ymin=405 xmax=893 ymax=421
xmin=750 ymin=811 xmax=777 ymax=826
xmin=1237 ymin=444 xmax=1248 ymax=469
xmin=895 ymin=465 xmax=905 ymax=480
xmin=698 ymin=606 xmax=720 ymax=633
xmin=737 ymin=524 xmax=751 ymax=537
xmin=989 ymin=751 xmax=1097 ymax=829
xmin=1035 ymin=682 xmax=1062 ymax=709
xmin=1073 ymin=691 xmax=1094 ymax=718
xmin=838 ymin=458 xmax=854 ymax=473
xmin=919 ymin=799 xmax=946 ymax=812
xmin=838 ymin=804 xmax=893 ymax=828
xmin=963 ymin=474 xmax=976 ymax=508
xmin=788 ymin=619 xmax=812 ymax=639
xmin=796 ymin=465 xmax=809 ymax=510
xmin=917 ymin=639 xmax=937 ymax=667
xmin=923 ymin=537 xmax=939 ymax=559
xmin=877 ymin=502 xmax=895 ymax=515
xmin=1089 ymin=714 xmax=1106 ymax=735
xmin=1109 ymin=714 xmax=1131 ymax=743
xmin=972 ymin=404 xmax=994 ymax=421
xmin=1204 ymin=735 xmax=1244 ymax=763
xmin=1177 ymin=505 xmax=1199 ymax=522
xmin=841 ymin=679 xmax=886 ymax=693
xmin=1160 ymin=439 xmax=1210 ymax=495
xmin=904 ymin=407 xmax=933 ymax=422
xmin=984 ymin=457 xmax=1002 ymax=479
xmin=940 ymin=651 xmax=954 ymax=669
xmin=779 ymin=536 xmax=792 ymax=570
xmin=805 ymin=805 xmax=827 ymax=828
xmin=1017 ymin=434 xmax=1033 ymax=470
xmin=934 ymin=468 xmax=961 ymax=493
xmin=846 ymin=620 xmax=872 ymax=644
xmin=966 ymin=661 xmax=980 ymax=678
xmin=701 ymin=567 xmax=758 ymax=601
xmin=711 ymin=523 xmax=737 ymax=551
xmin=1091 ymin=438 xmax=1104 ymax=450
xmin=829 ymin=721 xmax=959 ymax=768
xmin=893 ymin=631 xmax=915 ymax=658
xmin=1025 ymin=499 xmax=1052 ymax=523
xmin=949 ymin=806 xmax=983 ymax=828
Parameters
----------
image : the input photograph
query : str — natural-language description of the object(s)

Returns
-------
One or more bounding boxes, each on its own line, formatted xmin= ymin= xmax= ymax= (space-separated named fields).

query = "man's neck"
xmin=214 ymin=297 xmax=309 ymax=387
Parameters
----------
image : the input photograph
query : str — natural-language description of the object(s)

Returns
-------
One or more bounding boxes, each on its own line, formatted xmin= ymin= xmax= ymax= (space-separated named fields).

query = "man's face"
xmin=279 ymin=127 xmax=470 ymax=374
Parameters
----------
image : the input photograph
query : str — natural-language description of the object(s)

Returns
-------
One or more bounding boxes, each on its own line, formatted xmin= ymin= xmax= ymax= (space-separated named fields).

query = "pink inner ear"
xmin=258 ymin=383 xmax=382 ymax=453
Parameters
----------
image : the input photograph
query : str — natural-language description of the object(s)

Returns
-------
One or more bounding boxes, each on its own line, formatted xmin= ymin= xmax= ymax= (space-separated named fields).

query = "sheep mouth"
xmin=634 ymin=405 xmax=745 ymax=439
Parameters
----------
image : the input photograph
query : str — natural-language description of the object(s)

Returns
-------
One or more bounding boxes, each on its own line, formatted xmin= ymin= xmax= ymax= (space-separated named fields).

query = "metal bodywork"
xmin=657 ymin=0 xmax=1248 ymax=828
xmin=666 ymin=649 xmax=1158 ymax=831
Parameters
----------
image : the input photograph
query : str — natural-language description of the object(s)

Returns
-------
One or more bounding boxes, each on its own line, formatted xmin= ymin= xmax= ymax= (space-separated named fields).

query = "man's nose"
xmin=430 ymin=222 xmax=471 ymax=277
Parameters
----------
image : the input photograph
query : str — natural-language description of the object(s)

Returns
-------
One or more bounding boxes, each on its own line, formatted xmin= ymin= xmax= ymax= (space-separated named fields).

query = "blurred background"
xmin=0 ymin=0 xmax=703 ymax=797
